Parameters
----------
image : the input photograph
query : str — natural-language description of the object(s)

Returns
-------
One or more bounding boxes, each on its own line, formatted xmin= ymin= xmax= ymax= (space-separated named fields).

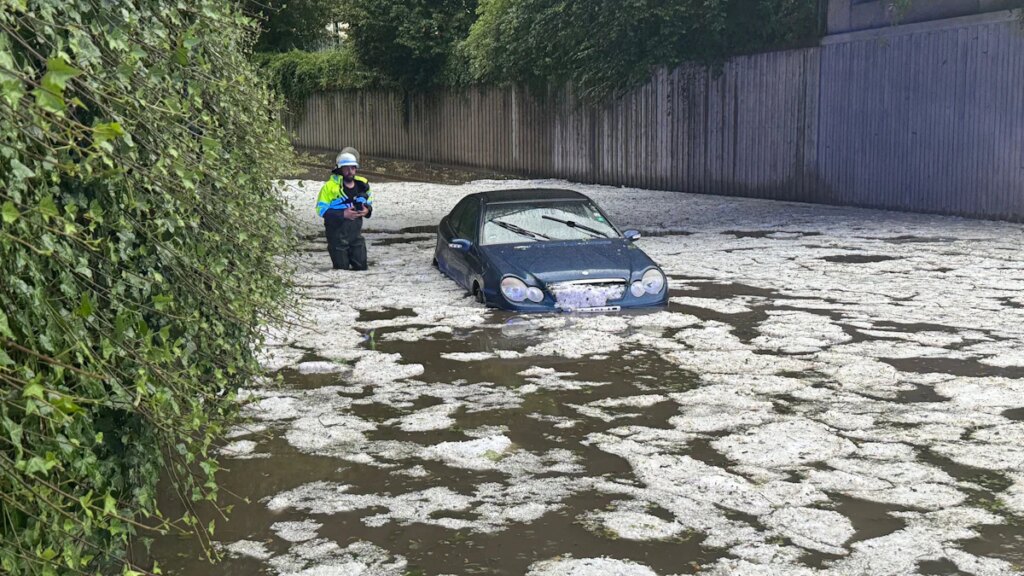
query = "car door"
xmin=447 ymin=198 xmax=481 ymax=290
xmin=437 ymin=199 xmax=467 ymax=276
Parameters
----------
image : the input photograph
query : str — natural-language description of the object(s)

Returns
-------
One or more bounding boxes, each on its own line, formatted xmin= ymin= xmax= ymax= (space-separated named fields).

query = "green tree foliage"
xmin=258 ymin=0 xmax=819 ymax=103
xmin=343 ymin=0 xmax=479 ymax=91
xmin=251 ymin=0 xmax=345 ymax=52
xmin=256 ymin=48 xmax=383 ymax=112
xmin=463 ymin=0 xmax=820 ymax=99
xmin=0 ymin=1 xmax=294 ymax=574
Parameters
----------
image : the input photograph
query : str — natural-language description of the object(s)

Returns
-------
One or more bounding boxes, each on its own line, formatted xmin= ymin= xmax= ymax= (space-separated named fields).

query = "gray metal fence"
xmin=290 ymin=10 xmax=1024 ymax=220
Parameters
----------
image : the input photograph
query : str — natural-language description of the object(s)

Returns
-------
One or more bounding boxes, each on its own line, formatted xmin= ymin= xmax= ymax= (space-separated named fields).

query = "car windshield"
xmin=480 ymin=200 xmax=620 ymax=246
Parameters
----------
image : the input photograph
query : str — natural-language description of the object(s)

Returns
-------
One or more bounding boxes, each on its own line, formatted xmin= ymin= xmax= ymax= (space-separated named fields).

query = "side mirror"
xmin=623 ymin=229 xmax=641 ymax=241
xmin=448 ymin=239 xmax=472 ymax=252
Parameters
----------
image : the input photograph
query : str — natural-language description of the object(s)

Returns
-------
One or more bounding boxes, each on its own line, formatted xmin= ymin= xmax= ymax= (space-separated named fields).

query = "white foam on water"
xmin=219 ymin=440 xmax=258 ymax=458
xmin=668 ymin=385 xmax=777 ymax=433
xmin=763 ymin=507 xmax=854 ymax=555
xmin=296 ymin=361 xmax=348 ymax=375
xmin=712 ymin=420 xmax=857 ymax=469
xmin=670 ymin=296 xmax=756 ymax=314
xmin=526 ymin=556 xmax=659 ymax=576
xmin=753 ymin=311 xmax=851 ymax=354
xmin=350 ymin=352 xmax=425 ymax=386
xmin=580 ymin=508 xmax=686 ymax=541
xmin=267 ymin=539 xmax=407 ymax=576
xmin=271 ymin=520 xmax=322 ymax=543
xmin=518 ymin=367 xmax=610 ymax=391
xmin=379 ymin=326 xmax=453 ymax=342
xmin=587 ymin=395 xmax=668 ymax=408
xmin=441 ymin=351 xmax=496 ymax=361
xmin=222 ymin=539 xmax=273 ymax=560
xmin=422 ymin=435 xmax=513 ymax=471
xmin=392 ymin=402 xmax=460 ymax=432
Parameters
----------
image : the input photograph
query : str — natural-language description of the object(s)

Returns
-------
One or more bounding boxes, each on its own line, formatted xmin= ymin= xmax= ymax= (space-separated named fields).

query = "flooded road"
xmin=149 ymin=179 xmax=1024 ymax=575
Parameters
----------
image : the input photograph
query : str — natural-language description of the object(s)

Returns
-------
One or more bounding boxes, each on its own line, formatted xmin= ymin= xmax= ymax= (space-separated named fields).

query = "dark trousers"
xmin=323 ymin=210 xmax=367 ymax=270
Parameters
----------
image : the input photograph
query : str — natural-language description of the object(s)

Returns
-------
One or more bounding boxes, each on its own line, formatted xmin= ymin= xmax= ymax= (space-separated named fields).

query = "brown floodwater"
xmin=143 ymin=279 xmax=1024 ymax=575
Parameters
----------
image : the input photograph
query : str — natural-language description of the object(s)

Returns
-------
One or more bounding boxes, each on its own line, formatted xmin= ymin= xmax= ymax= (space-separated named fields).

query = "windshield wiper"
xmin=488 ymin=218 xmax=551 ymax=241
xmin=541 ymin=215 xmax=609 ymax=238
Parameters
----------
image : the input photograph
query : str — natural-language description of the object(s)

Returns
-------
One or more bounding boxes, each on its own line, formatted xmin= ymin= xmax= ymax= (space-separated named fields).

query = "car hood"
xmin=482 ymin=240 xmax=651 ymax=284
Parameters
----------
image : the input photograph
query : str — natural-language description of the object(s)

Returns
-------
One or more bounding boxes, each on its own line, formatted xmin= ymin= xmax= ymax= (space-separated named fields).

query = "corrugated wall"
xmin=819 ymin=13 xmax=1024 ymax=218
xmin=289 ymin=11 xmax=1024 ymax=220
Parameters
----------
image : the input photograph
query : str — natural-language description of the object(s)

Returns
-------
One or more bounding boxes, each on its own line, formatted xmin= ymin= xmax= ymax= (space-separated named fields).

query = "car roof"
xmin=470 ymin=188 xmax=591 ymax=204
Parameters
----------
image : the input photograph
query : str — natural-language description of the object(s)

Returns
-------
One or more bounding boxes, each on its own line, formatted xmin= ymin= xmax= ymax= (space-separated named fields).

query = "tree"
xmin=344 ymin=0 xmax=478 ymax=91
xmin=252 ymin=0 xmax=345 ymax=52
xmin=463 ymin=0 xmax=819 ymax=100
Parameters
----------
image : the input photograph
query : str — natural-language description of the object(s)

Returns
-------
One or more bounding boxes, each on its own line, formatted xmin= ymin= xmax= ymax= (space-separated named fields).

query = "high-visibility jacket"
xmin=316 ymin=175 xmax=373 ymax=217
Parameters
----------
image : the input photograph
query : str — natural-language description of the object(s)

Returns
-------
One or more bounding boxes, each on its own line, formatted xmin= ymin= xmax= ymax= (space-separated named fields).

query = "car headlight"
xmin=630 ymin=281 xmax=645 ymax=297
xmin=640 ymin=269 xmax=665 ymax=294
xmin=501 ymin=276 xmax=529 ymax=302
xmin=526 ymin=287 xmax=544 ymax=303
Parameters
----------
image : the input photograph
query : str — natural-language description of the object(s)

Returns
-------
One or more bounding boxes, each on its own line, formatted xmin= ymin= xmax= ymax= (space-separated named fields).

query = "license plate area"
xmin=573 ymin=305 xmax=621 ymax=313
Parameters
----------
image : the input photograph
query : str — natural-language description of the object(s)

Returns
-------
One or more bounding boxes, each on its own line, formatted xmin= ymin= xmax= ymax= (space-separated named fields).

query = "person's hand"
xmin=344 ymin=207 xmax=363 ymax=220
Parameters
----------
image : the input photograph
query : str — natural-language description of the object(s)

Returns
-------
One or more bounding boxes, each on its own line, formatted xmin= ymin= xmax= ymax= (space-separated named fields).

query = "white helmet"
xmin=336 ymin=152 xmax=359 ymax=169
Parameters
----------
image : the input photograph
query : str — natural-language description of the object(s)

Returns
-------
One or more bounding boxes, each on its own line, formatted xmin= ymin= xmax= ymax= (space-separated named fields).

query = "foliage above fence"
xmin=250 ymin=0 xmax=345 ymax=53
xmin=344 ymin=0 xmax=479 ymax=91
xmin=255 ymin=48 xmax=386 ymax=113
xmin=0 ymin=1 xmax=294 ymax=574
xmin=256 ymin=0 xmax=820 ymax=102
xmin=464 ymin=0 xmax=820 ymax=99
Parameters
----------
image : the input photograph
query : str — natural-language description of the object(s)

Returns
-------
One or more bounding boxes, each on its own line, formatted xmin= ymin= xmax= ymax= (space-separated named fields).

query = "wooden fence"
xmin=290 ymin=10 xmax=1024 ymax=220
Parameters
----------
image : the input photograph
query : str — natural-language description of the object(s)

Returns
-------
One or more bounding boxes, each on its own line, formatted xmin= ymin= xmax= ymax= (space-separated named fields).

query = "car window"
xmin=455 ymin=198 xmax=480 ymax=239
xmin=480 ymin=200 xmax=620 ymax=246
xmin=447 ymin=199 xmax=468 ymax=233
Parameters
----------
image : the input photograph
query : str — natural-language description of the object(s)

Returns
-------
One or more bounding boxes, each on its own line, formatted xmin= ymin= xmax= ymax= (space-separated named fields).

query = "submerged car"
xmin=433 ymin=188 xmax=668 ymax=312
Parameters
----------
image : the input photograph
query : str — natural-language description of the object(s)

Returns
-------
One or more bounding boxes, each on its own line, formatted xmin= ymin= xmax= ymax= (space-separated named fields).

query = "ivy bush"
xmin=256 ymin=49 xmax=384 ymax=114
xmin=0 ymin=1 xmax=294 ymax=574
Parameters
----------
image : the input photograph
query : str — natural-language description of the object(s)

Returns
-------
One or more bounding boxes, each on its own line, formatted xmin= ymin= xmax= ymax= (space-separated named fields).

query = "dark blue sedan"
xmin=434 ymin=189 xmax=668 ymax=312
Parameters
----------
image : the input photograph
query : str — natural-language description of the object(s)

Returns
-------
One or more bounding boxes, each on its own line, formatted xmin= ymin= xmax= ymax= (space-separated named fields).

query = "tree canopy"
xmin=343 ymin=0 xmax=479 ymax=91
xmin=252 ymin=0 xmax=345 ymax=52
xmin=463 ymin=0 xmax=820 ymax=98
xmin=258 ymin=0 xmax=821 ymax=100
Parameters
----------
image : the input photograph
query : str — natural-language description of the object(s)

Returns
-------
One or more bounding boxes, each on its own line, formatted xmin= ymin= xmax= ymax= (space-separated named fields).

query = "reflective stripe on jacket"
xmin=316 ymin=175 xmax=373 ymax=217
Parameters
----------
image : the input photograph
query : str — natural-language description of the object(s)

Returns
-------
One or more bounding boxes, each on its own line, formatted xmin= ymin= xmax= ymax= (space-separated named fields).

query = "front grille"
xmin=547 ymin=279 xmax=626 ymax=310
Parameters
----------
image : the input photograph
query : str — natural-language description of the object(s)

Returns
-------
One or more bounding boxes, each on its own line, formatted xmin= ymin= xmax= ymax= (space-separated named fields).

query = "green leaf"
xmin=23 ymin=454 xmax=57 ymax=476
xmin=0 ymin=309 xmax=12 ymax=337
xmin=93 ymin=122 xmax=126 ymax=146
xmin=3 ymin=417 xmax=22 ymax=452
xmin=51 ymin=395 xmax=83 ymax=416
xmin=9 ymin=159 xmax=34 ymax=181
xmin=103 ymin=493 xmax=117 ymax=515
xmin=34 ymin=87 xmax=65 ymax=112
xmin=41 ymin=58 xmax=83 ymax=91
xmin=153 ymin=294 xmax=173 ymax=310
xmin=32 ymin=57 xmax=82 ymax=113
xmin=38 ymin=195 xmax=59 ymax=219
xmin=22 ymin=381 xmax=44 ymax=400
xmin=0 ymin=38 xmax=26 ymax=106
xmin=173 ymin=43 xmax=188 ymax=66
xmin=76 ymin=292 xmax=94 ymax=318
xmin=2 ymin=200 xmax=20 ymax=223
